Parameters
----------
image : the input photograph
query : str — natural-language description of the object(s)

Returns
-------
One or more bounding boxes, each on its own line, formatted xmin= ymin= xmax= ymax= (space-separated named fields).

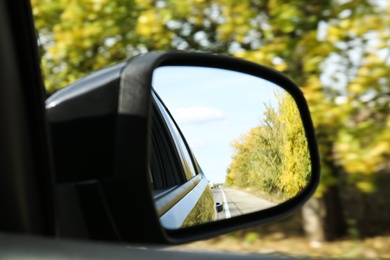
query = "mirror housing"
xmin=46 ymin=52 xmax=319 ymax=244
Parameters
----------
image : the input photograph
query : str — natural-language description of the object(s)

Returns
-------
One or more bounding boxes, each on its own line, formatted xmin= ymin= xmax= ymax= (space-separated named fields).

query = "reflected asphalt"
xmin=212 ymin=187 xmax=275 ymax=219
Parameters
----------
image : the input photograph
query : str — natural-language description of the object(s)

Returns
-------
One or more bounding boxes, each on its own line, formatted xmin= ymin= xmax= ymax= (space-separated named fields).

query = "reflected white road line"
xmin=220 ymin=188 xmax=231 ymax=219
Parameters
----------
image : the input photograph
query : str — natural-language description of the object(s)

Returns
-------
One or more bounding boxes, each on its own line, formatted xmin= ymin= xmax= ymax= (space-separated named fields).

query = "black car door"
xmin=0 ymin=0 xmax=55 ymax=236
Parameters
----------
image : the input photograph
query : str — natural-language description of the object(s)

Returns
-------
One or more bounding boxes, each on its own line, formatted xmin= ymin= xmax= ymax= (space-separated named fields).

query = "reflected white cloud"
xmin=189 ymin=140 xmax=209 ymax=148
xmin=172 ymin=106 xmax=225 ymax=124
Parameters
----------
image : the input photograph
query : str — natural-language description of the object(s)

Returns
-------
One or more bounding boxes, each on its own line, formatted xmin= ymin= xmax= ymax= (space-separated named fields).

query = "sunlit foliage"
xmin=226 ymin=92 xmax=310 ymax=200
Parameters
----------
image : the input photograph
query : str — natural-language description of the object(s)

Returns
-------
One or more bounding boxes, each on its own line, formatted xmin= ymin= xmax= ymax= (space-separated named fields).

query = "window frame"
xmin=151 ymin=90 xmax=200 ymax=191
xmin=150 ymin=106 xmax=184 ymax=190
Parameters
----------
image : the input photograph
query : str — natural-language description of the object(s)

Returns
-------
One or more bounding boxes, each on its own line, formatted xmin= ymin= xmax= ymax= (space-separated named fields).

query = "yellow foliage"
xmin=327 ymin=26 xmax=343 ymax=43
xmin=356 ymin=181 xmax=375 ymax=193
xmin=135 ymin=0 xmax=152 ymax=8
xmin=339 ymin=19 xmax=351 ymax=30
xmin=275 ymin=62 xmax=287 ymax=72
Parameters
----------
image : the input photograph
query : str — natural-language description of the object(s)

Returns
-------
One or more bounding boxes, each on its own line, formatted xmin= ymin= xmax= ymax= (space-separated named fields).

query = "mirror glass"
xmin=151 ymin=66 xmax=311 ymax=229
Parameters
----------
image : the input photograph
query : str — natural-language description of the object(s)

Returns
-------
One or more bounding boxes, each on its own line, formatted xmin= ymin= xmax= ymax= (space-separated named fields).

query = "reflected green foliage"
xmin=181 ymin=186 xmax=215 ymax=228
xmin=226 ymin=91 xmax=310 ymax=200
xmin=279 ymin=94 xmax=311 ymax=196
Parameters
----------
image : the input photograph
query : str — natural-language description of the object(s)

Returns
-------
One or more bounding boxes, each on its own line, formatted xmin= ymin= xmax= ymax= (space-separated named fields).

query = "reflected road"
xmin=212 ymin=187 xmax=275 ymax=219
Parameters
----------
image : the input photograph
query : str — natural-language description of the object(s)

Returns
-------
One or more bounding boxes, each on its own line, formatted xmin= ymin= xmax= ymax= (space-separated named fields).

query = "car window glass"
xmin=150 ymin=109 xmax=183 ymax=190
xmin=152 ymin=92 xmax=197 ymax=181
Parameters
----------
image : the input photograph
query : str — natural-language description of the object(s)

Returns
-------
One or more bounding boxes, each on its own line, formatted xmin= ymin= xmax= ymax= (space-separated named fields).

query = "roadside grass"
xmin=179 ymin=233 xmax=390 ymax=258
xmin=176 ymin=212 xmax=390 ymax=258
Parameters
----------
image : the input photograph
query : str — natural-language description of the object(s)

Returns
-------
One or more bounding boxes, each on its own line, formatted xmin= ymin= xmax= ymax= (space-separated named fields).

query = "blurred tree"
xmin=32 ymin=0 xmax=390 ymax=241
xmin=32 ymin=0 xmax=178 ymax=93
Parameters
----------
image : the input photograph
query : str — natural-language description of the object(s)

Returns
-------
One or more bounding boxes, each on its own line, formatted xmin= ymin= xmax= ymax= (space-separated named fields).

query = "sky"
xmin=152 ymin=66 xmax=285 ymax=183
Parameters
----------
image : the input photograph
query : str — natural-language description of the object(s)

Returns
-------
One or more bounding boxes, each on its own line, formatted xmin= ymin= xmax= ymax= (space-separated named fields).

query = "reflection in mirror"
xmin=152 ymin=66 xmax=311 ymax=230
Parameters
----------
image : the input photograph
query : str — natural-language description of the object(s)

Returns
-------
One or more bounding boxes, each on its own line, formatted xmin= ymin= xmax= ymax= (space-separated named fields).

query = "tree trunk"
xmin=302 ymin=184 xmax=346 ymax=242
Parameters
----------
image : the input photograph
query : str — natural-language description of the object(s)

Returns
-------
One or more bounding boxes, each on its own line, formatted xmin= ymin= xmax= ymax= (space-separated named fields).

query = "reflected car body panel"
xmin=159 ymin=176 xmax=215 ymax=229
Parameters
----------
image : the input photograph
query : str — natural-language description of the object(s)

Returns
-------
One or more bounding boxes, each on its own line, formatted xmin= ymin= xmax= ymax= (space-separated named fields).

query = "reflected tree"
xmin=226 ymin=91 xmax=310 ymax=200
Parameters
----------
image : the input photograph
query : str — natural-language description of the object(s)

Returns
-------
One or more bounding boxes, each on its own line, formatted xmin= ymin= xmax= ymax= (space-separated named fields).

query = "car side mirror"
xmin=46 ymin=52 xmax=319 ymax=244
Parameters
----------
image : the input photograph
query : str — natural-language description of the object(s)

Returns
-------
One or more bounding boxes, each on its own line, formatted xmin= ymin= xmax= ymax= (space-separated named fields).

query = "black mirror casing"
xmin=46 ymin=52 xmax=320 ymax=244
